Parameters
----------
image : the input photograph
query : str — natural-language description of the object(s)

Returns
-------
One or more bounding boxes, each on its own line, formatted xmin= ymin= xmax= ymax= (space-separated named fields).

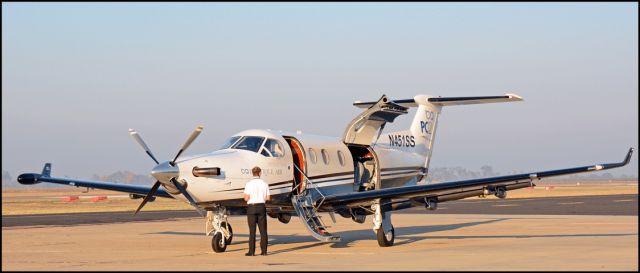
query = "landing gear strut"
xmin=372 ymin=200 xmax=395 ymax=247
xmin=207 ymin=207 xmax=233 ymax=253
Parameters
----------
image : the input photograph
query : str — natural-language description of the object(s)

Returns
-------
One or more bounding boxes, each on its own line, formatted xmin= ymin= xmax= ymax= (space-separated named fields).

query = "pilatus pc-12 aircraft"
xmin=18 ymin=94 xmax=634 ymax=252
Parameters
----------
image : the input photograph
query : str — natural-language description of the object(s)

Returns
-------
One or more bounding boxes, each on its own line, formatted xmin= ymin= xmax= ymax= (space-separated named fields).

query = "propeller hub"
xmin=151 ymin=161 xmax=179 ymax=183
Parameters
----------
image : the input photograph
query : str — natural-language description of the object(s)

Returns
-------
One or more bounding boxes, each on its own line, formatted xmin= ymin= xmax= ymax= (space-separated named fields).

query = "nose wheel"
xmin=223 ymin=222 xmax=233 ymax=245
xmin=207 ymin=208 xmax=233 ymax=253
xmin=212 ymin=232 xmax=226 ymax=253
xmin=211 ymin=222 xmax=233 ymax=253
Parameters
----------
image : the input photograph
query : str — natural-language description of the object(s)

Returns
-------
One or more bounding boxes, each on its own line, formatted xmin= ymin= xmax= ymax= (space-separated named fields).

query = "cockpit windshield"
xmin=220 ymin=136 xmax=241 ymax=150
xmin=230 ymin=136 xmax=265 ymax=153
xmin=221 ymin=135 xmax=284 ymax=157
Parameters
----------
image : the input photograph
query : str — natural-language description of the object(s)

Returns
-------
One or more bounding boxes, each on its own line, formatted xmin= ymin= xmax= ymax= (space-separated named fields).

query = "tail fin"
xmin=384 ymin=94 xmax=523 ymax=174
xmin=41 ymin=163 xmax=52 ymax=177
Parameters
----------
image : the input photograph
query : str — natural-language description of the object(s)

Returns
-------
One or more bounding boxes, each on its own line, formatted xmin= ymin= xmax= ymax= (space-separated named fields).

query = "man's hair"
xmin=252 ymin=166 xmax=261 ymax=176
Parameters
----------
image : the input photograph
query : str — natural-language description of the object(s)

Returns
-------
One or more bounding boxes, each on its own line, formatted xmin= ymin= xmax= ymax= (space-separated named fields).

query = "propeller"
xmin=134 ymin=181 xmax=161 ymax=215
xmin=128 ymin=129 xmax=160 ymax=164
xmin=128 ymin=125 xmax=205 ymax=216
xmin=171 ymin=125 xmax=203 ymax=166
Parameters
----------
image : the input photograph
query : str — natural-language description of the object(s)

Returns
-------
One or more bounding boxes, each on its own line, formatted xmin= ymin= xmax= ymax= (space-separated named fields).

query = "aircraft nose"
xmin=151 ymin=161 xmax=179 ymax=182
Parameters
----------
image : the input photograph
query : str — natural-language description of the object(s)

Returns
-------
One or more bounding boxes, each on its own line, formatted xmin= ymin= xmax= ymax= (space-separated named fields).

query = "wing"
xmin=321 ymin=148 xmax=634 ymax=208
xmin=17 ymin=163 xmax=173 ymax=198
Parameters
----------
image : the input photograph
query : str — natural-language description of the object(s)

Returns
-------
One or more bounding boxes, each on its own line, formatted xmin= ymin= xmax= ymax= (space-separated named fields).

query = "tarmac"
xmin=2 ymin=194 xmax=638 ymax=271
xmin=3 ymin=194 xmax=636 ymax=227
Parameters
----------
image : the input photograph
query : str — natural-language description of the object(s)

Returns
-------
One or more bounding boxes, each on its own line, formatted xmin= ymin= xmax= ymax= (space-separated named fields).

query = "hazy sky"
xmin=2 ymin=3 xmax=638 ymax=180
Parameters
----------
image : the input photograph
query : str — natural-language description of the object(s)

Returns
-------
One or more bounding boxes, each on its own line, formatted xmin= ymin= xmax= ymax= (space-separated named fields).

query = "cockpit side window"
xmin=220 ymin=136 xmax=242 ymax=150
xmin=264 ymin=139 xmax=284 ymax=158
xmin=231 ymin=136 xmax=265 ymax=153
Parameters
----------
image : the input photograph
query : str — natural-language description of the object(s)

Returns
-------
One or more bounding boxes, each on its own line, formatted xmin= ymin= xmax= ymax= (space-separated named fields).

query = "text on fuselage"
xmin=241 ymin=168 xmax=283 ymax=176
xmin=389 ymin=135 xmax=415 ymax=147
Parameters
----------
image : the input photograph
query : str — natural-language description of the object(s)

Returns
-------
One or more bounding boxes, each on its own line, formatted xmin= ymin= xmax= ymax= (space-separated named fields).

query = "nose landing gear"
xmin=207 ymin=207 xmax=234 ymax=253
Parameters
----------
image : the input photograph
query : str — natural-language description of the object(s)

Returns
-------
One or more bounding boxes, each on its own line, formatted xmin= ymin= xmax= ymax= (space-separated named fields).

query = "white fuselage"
xmin=165 ymin=129 xmax=424 ymax=208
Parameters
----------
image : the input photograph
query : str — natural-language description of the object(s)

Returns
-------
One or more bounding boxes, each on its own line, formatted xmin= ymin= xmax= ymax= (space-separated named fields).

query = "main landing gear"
xmin=372 ymin=201 xmax=395 ymax=247
xmin=207 ymin=207 xmax=233 ymax=253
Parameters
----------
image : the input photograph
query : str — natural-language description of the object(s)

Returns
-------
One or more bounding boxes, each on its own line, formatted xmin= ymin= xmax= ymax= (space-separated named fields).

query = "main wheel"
xmin=376 ymin=225 xmax=395 ymax=247
xmin=212 ymin=232 xmax=227 ymax=253
xmin=223 ymin=222 xmax=233 ymax=245
xmin=277 ymin=214 xmax=291 ymax=224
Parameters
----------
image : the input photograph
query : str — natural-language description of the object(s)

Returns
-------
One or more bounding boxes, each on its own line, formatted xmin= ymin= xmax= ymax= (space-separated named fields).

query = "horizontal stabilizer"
xmin=428 ymin=93 xmax=523 ymax=106
xmin=353 ymin=93 xmax=522 ymax=109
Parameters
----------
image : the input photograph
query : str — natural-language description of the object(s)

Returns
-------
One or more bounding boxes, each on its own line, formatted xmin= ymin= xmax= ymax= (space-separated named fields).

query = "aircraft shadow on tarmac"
xmin=146 ymin=218 xmax=638 ymax=255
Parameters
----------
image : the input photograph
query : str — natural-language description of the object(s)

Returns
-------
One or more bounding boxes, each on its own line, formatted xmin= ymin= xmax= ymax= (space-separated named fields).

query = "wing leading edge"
xmin=321 ymin=148 xmax=634 ymax=208
xmin=17 ymin=164 xmax=173 ymax=198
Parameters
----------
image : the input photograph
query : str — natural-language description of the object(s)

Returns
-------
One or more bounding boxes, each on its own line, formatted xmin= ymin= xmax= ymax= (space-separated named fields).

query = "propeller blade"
xmin=171 ymin=178 xmax=205 ymax=217
xmin=170 ymin=125 xmax=204 ymax=165
xmin=133 ymin=181 xmax=162 ymax=215
xmin=128 ymin=129 xmax=160 ymax=164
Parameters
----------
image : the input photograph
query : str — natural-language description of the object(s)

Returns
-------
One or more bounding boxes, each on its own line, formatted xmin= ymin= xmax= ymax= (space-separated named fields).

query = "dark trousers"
xmin=247 ymin=203 xmax=267 ymax=254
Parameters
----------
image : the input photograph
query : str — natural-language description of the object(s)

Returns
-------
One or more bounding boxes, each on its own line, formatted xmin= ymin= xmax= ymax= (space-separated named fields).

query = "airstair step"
xmin=291 ymin=195 xmax=341 ymax=243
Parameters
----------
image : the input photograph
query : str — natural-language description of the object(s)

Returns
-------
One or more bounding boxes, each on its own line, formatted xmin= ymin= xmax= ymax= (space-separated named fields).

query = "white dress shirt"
xmin=243 ymin=177 xmax=271 ymax=204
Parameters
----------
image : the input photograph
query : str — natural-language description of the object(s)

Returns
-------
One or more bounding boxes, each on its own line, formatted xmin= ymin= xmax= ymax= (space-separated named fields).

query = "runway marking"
xmin=613 ymin=200 xmax=633 ymax=202
xmin=492 ymin=204 xmax=520 ymax=207
xmin=558 ymin=202 xmax=585 ymax=205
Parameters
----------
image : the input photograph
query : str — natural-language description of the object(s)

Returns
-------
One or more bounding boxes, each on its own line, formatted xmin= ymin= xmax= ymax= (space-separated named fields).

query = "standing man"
xmin=243 ymin=166 xmax=271 ymax=256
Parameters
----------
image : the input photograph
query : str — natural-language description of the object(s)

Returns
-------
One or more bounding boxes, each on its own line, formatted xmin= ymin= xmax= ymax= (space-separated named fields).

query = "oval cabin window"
xmin=337 ymin=150 xmax=345 ymax=166
xmin=321 ymin=149 xmax=330 ymax=165
xmin=308 ymin=148 xmax=317 ymax=164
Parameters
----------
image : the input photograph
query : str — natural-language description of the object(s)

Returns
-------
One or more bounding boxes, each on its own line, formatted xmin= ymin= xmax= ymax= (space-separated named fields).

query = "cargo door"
xmin=342 ymin=95 xmax=409 ymax=146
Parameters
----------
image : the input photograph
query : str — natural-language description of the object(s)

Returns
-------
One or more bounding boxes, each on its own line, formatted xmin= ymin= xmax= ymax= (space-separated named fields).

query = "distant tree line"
xmin=1 ymin=170 xmax=154 ymax=188
xmin=426 ymin=165 xmax=637 ymax=183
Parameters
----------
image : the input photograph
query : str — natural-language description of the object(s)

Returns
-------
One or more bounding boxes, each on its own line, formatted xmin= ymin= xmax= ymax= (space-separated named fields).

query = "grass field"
xmin=2 ymin=180 xmax=636 ymax=215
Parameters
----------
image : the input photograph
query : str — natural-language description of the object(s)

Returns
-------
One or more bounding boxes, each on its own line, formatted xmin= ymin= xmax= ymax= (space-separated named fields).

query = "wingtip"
xmin=505 ymin=93 xmax=524 ymax=101
xmin=623 ymin=147 xmax=634 ymax=165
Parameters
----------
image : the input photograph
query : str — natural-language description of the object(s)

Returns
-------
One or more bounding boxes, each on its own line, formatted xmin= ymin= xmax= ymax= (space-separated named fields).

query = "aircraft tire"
xmin=277 ymin=214 xmax=291 ymax=224
xmin=212 ymin=232 xmax=227 ymax=253
xmin=224 ymin=222 xmax=233 ymax=245
xmin=376 ymin=225 xmax=395 ymax=247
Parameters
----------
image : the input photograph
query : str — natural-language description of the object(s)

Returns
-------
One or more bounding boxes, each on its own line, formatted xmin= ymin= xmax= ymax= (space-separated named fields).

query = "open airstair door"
xmin=342 ymin=95 xmax=409 ymax=146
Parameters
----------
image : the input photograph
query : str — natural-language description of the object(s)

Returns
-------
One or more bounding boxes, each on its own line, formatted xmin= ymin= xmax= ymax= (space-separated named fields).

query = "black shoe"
xmin=245 ymin=253 xmax=255 ymax=256
xmin=259 ymin=252 xmax=267 ymax=256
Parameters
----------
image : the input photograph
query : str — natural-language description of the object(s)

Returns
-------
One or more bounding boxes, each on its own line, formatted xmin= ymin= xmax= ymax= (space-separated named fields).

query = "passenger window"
xmin=337 ymin=150 xmax=345 ymax=166
xmin=308 ymin=148 xmax=317 ymax=164
xmin=264 ymin=139 xmax=284 ymax=158
xmin=321 ymin=149 xmax=330 ymax=165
